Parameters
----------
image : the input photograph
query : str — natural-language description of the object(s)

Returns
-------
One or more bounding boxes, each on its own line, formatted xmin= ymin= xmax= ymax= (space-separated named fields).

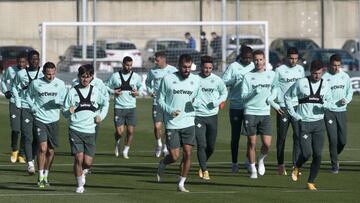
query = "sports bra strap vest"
xmin=118 ymin=71 xmax=134 ymax=91
xmin=298 ymin=77 xmax=324 ymax=104
xmin=22 ymin=67 xmax=40 ymax=90
xmin=74 ymin=85 xmax=98 ymax=112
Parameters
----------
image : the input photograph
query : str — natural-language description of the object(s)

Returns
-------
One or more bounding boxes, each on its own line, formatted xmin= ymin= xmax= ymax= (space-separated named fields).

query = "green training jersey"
xmin=106 ymin=71 xmax=143 ymax=109
xmin=322 ymin=70 xmax=353 ymax=112
xmin=12 ymin=68 xmax=43 ymax=109
xmin=1 ymin=65 xmax=23 ymax=104
xmin=26 ymin=77 xmax=67 ymax=123
xmin=269 ymin=64 xmax=305 ymax=110
xmin=195 ymin=73 xmax=228 ymax=117
xmin=284 ymin=77 xmax=332 ymax=122
xmin=222 ymin=61 xmax=255 ymax=109
xmin=72 ymin=77 xmax=109 ymax=101
xmin=145 ymin=64 xmax=178 ymax=105
xmin=158 ymin=72 xmax=201 ymax=129
xmin=241 ymin=69 xmax=275 ymax=115
xmin=63 ymin=85 xmax=109 ymax=134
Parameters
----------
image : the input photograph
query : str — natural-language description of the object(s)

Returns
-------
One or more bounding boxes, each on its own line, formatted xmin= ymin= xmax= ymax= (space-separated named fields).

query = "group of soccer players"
xmin=0 ymin=44 xmax=353 ymax=193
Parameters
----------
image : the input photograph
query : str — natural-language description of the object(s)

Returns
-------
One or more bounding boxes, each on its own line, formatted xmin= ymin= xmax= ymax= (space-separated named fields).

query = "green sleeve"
xmin=158 ymin=78 xmax=175 ymax=114
xmin=145 ymin=71 xmax=154 ymax=95
xmin=284 ymin=82 xmax=301 ymax=121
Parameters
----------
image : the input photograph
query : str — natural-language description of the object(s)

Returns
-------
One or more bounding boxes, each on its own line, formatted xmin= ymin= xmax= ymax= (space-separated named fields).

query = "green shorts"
xmin=152 ymin=105 xmax=164 ymax=123
xmin=34 ymin=120 xmax=59 ymax=149
xmin=69 ymin=128 xmax=96 ymax=157
xmin=114 ymin=108 xmax=136 ymax=127
xmin=165 ymin=126 xmax=195 ymax=149
xmin=243 ymin=115 xmax=272 ymax=136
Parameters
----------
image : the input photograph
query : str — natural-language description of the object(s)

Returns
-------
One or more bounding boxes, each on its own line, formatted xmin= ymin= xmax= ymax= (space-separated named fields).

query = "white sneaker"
xmin=177 ymin=185 xmax=190 ymax=192
xmin=250 ymin=170 xmax=258 ymax=179
xmin=157 ymin=160 xmax=166 ymax=182
xmin=27 ymin=164 xmax=35 ymax=175
xmin=155 ymin=145 xmax=162 ymax=158
xmin=123 ymin=151 xmax=129 ymax=159
xmin=258 ymin=160 xmax=265 ymax=176
xmin=75 ymin=186 xmax=85 ymax=193
xmin=114 ymin=142 xmax=120 ymax=157
xmin=231 ymin=163 xmax=239 ymax=174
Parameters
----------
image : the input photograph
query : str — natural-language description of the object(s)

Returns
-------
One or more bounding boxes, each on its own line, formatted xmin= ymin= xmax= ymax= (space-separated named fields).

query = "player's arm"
xmin=157 ymin=78 xmax=176 ymax=114
xmin=11 ymin=73 xmax=22 ymax=108
xmin=221 ymin=65 xmax=236 ymax=87
xmin=95 ymin=90 xmax=110 ymax=123
xmin=343 ymin=75 xmax=353 ymax=105
xmin=214 ymin=79 xmax=228 ymax=107
xmin=62 ymin=89 xmax=74 ymax=118
xmin=284 ymin=82 xmax=302 ymax=121
xmin=25 ymin=82 xmax=38 ymax=113
xmin=131 ymin=74 xmax=142 ymax=97
xmin=145 ymin=71 xmax=154 ymax=96
xmin=240 ymin=76 xmax=257 ymax=103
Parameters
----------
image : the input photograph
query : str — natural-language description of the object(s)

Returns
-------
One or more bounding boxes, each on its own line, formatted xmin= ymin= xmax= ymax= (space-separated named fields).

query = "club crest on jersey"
xmin=190 ymin=81 xmax=194 ymax=85
xmin=173 ymin=81 xmax=177 ymax=84
xmin=285 ymin=71 xmax=289 ymax=74
xmin=211 ymin=79 xmax=215 ymax=83
xmin=55 ymin=83 xmax=58 ymax=87
xmin=251 ymin=77 xmax=255 ymax=80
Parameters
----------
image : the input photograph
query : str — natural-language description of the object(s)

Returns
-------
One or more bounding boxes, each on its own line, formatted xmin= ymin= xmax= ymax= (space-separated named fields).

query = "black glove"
xmin=4 ymin=91 xmax=12 ymax=99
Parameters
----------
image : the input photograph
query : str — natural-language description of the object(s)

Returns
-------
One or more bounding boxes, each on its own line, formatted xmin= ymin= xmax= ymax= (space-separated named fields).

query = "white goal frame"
xmin=39 ymin=21 xmax=269 ymax=72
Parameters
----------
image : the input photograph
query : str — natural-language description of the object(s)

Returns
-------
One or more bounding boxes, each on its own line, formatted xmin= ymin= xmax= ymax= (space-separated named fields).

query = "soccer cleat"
xmin=307 ymin=183 xmax=317 ymax=191
xmin=75 ymin=186 xmax=85 ymax=193
xmin=198 ymin=169 xmax=203 ymax=178
xmin=232 ymin=163 xmax=239 ymax=174
xmin=244 ymin=160 xmax=251 ymax=173
xmin=155 ymin=145 xmax=162 ymax=158
xmin=44 ymin=176 xmax=50 ymax=186
xmin=123 ymin=151 xmax=129 ymax=159
xmin=258 ymin=160 xmax=265 ymax=176
xmin=114 ymin=142 xmax=120 ymax=157
xmin=177 ymin=185 xmax=190 ymax=192
xmin=157 ymin=160 xmax=166 ymax=182
xmin=38 ymin=180 xmax=45 ymax=188
xmin=202 ymin=171 xmax=210 ymax=180
xmin=18 ymin=156 xmax=26 ymax=163
xmin=10 ymin=150 xmax=19 ymax=163
xmin=277 ymin=165 xmax=287 ymax=176
xmin=28 ymin=164 xmax=35 ymax=175
xmin=250 ymin=170 xmax=258 ymax=179
xmin=291 ymin=167 xmax=300 ymax=181
xmin=331 ymin=162 xmax=339 ymax=174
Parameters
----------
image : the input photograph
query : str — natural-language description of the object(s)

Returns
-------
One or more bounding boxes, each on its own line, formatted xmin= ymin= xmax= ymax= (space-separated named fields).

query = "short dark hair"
xmin=211 ymin=32 xmax=217 ymax=35
xmin=78 ymin=64 xmax=94 ymax=77
xmin=240 ymin=45 xmax=253 ymax=57
xmin=123 ymin=56 xmax=133 ymax=64
xmin=310 ymin=60 xmax=323 ymax=72
xmin=253 ymin=50 xmax=265 ymax=57
xmin=17 ymin=51 xmax=28 ymax=60
xmin=27 ymin=50 xmax=39 ymax=61
xmin=178 ymin=54 xmax=192 ymax=67
xmin=201 ymin=31 xmax=206 ymax=36
xmin=330 ymin=54 xmax=341 ymax=63
xmin=287 ymin=47 xmax=299 ymax=56
xmin=42 ymin=62 xmax=56 ymax=72
xmin=155 ymin=51 xmax=166 ymax=59
xmin=201 ymin=55 xmax=213 ymax=66
xmin=185 ymin=32 xmax=191 ymax=36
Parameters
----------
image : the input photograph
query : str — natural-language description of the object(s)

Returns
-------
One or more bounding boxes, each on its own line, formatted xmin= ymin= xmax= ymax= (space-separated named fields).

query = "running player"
xmin=286 ymin=60 xmax=332 ymax=190
xmin=156 ymin=54 xmax=201 ymax=192
xmin=63 ymin=64 xmax=109 ymax=193
xmin=1 ymin=52 xmax=27 ymax=163
xmin=222 ymin=45 xmax=254 ymax=173
xmin=145 ymin=51 xmax=177 ymax=157
xmin=106 ymin=56 xmax=142 ymax=159
xmin=195 ymin=55 xmax=228 ymax=180
xmin=268 ymin=47 xmax=305 ymax=175
xmin=26 ymin=62 xmax=67 ymax=187
xmin=322 ymin=54 xmax=353 ymax=174
xmin=241 ymin=50 xmax=275 ymax=179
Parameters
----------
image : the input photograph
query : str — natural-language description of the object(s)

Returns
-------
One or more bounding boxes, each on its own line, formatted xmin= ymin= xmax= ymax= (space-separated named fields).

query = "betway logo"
xmin=252 ymin=84 xmax=270 ymax=89
xmin=285 ymin=78 xmax=300 ymax=83
xmin=38 ymin=92 xmax=58 ymax=97
xmin=173 ymin=89 xmax=193 ymax=95
xmin=202 ymin=88 xmax=214 ymax=93
xmin=331 ymin=85 xmax=345 ymax=90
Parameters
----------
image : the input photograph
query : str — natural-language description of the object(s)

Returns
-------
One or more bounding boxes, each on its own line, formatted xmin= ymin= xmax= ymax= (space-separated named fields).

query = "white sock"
xmin=123 ymin=145 xmax=130 ymax=153
xmin=178 ymin=176 xmax=187 ymax=187
xmin=44 ymin=170 xmax=49 ymax=177
xmin=156 ymin=138 xmax=162 ymax=147
xmin=77 ymin=176 xmax=84 ymax=187
xmin=258 ymin=153 xmax=267 ymax=163
xmin=250 ymin=163 xmax=257 ymax=172
xmin=163 ymin=145 xmax=168 ymax=152
xmin=39 ymin=169 xmax=44 ymax=178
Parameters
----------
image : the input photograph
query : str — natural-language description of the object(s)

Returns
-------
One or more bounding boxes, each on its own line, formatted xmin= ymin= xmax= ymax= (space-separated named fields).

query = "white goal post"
xmin=39 ymin=21 xmax=269 ymax=72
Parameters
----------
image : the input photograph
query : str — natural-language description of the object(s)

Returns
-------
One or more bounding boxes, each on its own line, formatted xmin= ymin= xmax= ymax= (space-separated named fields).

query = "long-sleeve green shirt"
xmin=1 ymin=65 xmax=22 ymax=104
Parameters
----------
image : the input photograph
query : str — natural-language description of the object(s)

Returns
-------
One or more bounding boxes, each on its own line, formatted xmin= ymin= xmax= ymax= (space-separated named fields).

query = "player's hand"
xmin=131 ymin=88 xmax=139 ymax=97
xmin=339 ymin=98 xmax=346 ymax=106
xmin=114 ymin=89 xmax=122 ymax=96
xmin=219 ymin=101 xmax=225 ymax=110
xmin=95 ymin=115 xmax=101 ymax=124
xmin=207 ymin=102 xmax=215 ymax=110
xmin=69 ymin=106 xmax=75 ymax=114
xmin=151 ymin=93 xmax=156 ymax=98
xmin=4 ymin=91 xmax=12 ymax=99
xmin=172 ymin=110 xmax=181 ymax=117
xmin=276 ymin=108 xmax=285 ymax=116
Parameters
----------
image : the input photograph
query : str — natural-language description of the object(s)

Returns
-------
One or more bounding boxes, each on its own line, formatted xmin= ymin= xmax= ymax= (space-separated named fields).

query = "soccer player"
xmin=222 ymin=45 xmax=254 ymax=173
xmin=26 ymin=62 xmax=67 ymax=188
xmin=268 ymin=47 xmax=305 ymax=175
xmin=241 ymin=50 xmax=275 ymax=179
xmin=63 ymin=64 xmax=109 ymax=193
xmin=145 ymin=51 xmax=178 ymax=158
xmin=106 ymin=56 xmax=142 ymax=159
xmin=1 ymin=52 xmax=27 ymax=163
xmin=285 ymin=60 xmax=332 ymax=190
xmin=195 ymin=56 xmax=228 ymax=180
xmin=12 ymin=50 xmax=43 ymax=175
xmin=322 ymin=54 xmax=353 ymax=174
xmin=156 ymin=54 xmax=201 ymax=192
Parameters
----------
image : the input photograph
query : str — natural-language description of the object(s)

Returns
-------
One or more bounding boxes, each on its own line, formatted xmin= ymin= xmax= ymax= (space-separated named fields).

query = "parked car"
xmin=0 ymin=46 xmax=34 ymax=73
xmin=57 ymin=45 xmax=111 ymax=72
xmin=270 ymin=38 xmax=320 ymax=60
xmin=342 ymin=39 xmax=360 ymax=59
xmin=301 ymin=49 xmax=359 ymax=71
xmin=226 ymin=35 xmax=265 ymax=55
xmin=143 ymin=38 xmax=201 ymax=69
xmin=98 ymin=39 xmax=142 ymax=69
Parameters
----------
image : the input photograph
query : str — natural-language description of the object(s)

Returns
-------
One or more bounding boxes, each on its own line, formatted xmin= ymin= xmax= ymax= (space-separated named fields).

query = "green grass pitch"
xmin=0 ymin=96 xmax=359 ymax=202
